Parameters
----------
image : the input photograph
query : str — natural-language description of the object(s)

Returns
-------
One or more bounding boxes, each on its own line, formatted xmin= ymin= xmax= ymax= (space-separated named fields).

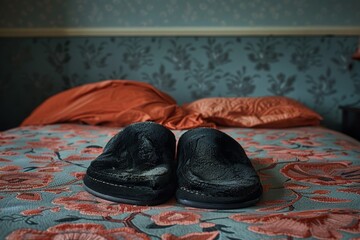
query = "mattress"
xmin=0 ymin=124 xmax=359 ymax=239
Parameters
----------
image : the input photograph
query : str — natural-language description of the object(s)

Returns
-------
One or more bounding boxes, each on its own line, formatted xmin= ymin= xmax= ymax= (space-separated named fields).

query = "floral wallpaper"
xmin=0 ymin=36 xmax=359 ymax=131
xmin=1 ymin=0 xmax=360 ymax=27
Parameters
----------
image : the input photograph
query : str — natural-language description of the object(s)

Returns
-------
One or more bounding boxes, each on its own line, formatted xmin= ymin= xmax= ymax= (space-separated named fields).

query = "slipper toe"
xmin=176 ymin=128 xmax=262 ymax=209
xmin=83 ymin=122 xmax=176 ymax=205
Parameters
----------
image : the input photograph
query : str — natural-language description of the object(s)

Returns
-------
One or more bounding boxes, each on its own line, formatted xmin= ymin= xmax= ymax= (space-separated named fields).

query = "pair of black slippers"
xmin=83 ymin=122 xmax=262 ymax=209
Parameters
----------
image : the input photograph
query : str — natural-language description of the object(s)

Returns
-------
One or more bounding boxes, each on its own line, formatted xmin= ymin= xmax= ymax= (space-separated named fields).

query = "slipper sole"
xmin=84 ymin=174 xmax=175 ymax=205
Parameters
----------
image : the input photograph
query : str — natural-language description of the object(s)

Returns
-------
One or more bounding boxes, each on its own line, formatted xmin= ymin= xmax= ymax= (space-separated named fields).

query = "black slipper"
xmin=83 ymin=122 xmax=176 ymax=205
xmin=176 ymin=128 xmax=262 ymax=209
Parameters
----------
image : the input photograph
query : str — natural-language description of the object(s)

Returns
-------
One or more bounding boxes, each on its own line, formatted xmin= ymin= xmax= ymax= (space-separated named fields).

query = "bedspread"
xmin=0 ymin=124 xmax=359 ymax=239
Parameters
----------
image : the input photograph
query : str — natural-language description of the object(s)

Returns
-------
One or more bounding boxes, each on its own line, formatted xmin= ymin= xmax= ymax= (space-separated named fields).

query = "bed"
xmin=1 ymin=80 xmax=359 ymax=239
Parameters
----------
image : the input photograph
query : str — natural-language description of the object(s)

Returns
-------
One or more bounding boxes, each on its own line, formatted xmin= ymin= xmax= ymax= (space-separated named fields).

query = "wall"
xmin=0 ymin=1 xmax=359 ymax=131
xmin=1 ymin=0 xmax=360 ymax=28
xmin=1 ymin=36 xmax=359 ymax=131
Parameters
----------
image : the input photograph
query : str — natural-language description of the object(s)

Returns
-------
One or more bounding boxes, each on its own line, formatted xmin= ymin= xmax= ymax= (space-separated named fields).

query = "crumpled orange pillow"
xmin=21 ymin=80 xmax=212 ymax=130
xmin=182 ymin=96 xmax=322 ymax=128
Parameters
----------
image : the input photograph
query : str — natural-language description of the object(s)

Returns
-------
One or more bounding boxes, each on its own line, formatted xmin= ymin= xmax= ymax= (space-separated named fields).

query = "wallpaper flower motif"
xmin=267 ymin=73 xmax=296 ymax=96
xmin=142 ymin=65 xmax=176 ymax=91
xmin=185 ymin=60 xmax=224 ymax=99
xmin=306 ymin=68 xmax=337 ymax=105
xmin=62 ymin=73 xmax=89 ymax=89
xmin=78 ymin=40 xmax=112 ymax=70
xmin=225 ymin=67 xmax=259 ymax=96
xmin=290 ymin=38 xmax=322 ymax=72
xmin=332 ymin=39 xmax=355 ymax=73
xmin=122 ymin=38 xmax=153 ymax=71
xmin=202 ymin=38 xmax=232 ymax=69
xmin=165 ymin=39 xmax=195 ymax=71
xmin=43 ymin=40 xmax=71 ymax=74
xmin=245 ymin=38 xmax=283 ymax=71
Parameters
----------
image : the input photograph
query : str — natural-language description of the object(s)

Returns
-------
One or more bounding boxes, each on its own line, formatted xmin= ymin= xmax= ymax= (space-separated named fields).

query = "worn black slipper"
xmin=176 ymin=128 xmax=262 ymax=209
xmin=83 ymin=122 xmax=177 ymax=205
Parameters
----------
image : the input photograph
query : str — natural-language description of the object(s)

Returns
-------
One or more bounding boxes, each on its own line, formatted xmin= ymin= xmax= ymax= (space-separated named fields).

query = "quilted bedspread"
xmin=0 ymin=124 xmax=359 ymax=239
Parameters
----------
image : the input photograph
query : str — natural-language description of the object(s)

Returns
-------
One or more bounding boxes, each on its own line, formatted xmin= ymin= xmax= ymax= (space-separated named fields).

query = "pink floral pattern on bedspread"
xmin=0 ymin=124 xmax=359 ymax=239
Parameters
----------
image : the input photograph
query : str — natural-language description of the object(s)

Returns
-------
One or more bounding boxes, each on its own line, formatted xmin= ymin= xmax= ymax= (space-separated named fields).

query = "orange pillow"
xmin=21 ymin=80 xmax=211 ymax=129
xmin=182 ymin=96 xmax=322 ymax=128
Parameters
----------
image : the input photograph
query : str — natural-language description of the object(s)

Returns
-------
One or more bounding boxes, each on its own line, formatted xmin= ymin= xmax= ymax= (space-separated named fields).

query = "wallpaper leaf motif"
xmin=43 ymin=40 xmax=71 ymax=74
xmin=142 ymin=65 xmax=176 ymax=92
xmin=290 ymin=38 xmax=322 ymax=72
xmin=306 ymin=68 xmax=337 ymax=105
xmin=99 ymin=66 xmax=127 ymax=81
xmin=185 ymin=60 xmax=223 ymax=99
xmin=62 ymin=74 xmax=89 ymax=89
xmin=164 ymin=39 xmax=195 ymax=71
xmin=245 ymin=38 xmax=283 ymax=71
xmin=202 ymin=38 xmax=232 ymax=70
xmin=331 ymin=40 xmax=354 ymax=73
xmin=225 ymin=66 xmax=259 ymax=96
xmin=267 ymin=73 xmax=296 ymax=96
xmin=78 ymin=40 xmax=112 ymax=70
xmin=122 ymin=38 xmax=153 ymax=71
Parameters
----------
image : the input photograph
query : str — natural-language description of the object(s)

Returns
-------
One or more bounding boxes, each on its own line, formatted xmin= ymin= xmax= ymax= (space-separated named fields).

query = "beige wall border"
xmin=1 ymin=26 xmax=360 ymax=37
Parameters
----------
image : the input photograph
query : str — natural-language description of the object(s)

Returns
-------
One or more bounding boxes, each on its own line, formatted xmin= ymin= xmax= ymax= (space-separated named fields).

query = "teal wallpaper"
xmin=1 ymin=0 xmax=360 ymax=28
xmin=0 ymin=1 xmax=359 ymax=131
xmin=0 ymin=36 xmax=359 ymax=131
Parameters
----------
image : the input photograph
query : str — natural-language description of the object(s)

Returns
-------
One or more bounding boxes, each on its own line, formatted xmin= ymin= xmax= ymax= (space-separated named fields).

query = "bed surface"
xmin=0 ymin=124 xmax=359 ymax=239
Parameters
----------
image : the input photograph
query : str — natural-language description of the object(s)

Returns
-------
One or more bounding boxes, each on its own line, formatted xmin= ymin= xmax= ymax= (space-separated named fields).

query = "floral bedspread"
xmin=0 ymin=124 xmax=359 ymax=239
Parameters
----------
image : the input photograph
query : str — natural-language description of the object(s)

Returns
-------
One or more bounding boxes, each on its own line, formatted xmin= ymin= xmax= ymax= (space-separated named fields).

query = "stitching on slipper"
xmin=180 ymin=187 xmax=219 ymax=197
xmin=87 ymin=175 xmax=136 ymax=189
xmin=180 ymin=185 xmax=258 ymax=198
